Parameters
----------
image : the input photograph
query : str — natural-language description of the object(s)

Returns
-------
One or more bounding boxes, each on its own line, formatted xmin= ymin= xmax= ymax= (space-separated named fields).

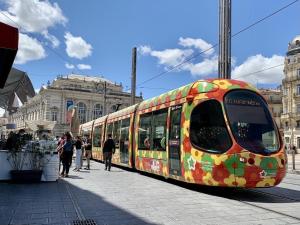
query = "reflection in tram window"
xmin=224 ymin=90 xmax=280 ymax=155
xmin=190 ymin=100 xmax=232 ymax=153
xmin=93 ymin=125 xmax=102 ymax=147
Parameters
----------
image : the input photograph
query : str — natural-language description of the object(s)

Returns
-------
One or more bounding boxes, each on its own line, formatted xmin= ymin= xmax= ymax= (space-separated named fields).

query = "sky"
xmin=0 ymin=0 xmax=299 ymax=108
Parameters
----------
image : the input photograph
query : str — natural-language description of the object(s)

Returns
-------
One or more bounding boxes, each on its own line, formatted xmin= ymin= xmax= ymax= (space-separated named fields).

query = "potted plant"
xmin=7 ymin=130 xmax=43 ymax=183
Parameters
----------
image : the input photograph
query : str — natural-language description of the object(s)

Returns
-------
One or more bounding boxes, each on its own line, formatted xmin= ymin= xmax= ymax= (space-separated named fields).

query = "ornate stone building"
xmin=259 ymin=89 xmax=283 ymax=133
xmin=9 ymin=74 xmax=143 ymax=136
xmin=281 ymin=35 xmax=300 ymax=149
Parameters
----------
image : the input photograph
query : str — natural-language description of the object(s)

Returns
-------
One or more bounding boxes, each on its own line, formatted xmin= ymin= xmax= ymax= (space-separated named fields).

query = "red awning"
xmin=0 ymin=22 xmax=18 ymax=88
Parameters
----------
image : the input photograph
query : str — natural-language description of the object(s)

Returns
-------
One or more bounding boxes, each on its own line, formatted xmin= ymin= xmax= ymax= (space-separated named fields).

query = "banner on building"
xmin=66 ymin=100 xmax=74 ymax=124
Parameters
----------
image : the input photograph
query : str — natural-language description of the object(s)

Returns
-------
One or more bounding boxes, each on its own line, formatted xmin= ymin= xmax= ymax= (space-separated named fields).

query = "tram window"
xmin=113 ymin=120 xmax=121 ymax=148
xmin=120 ymin=118 xmax=130 ymax=142
xmin=139 ymin=113 xmax=152 ymax=150
xmin=152 ymin=109 xmax=167 ymax=151
xmin=106 ymin=123 xmax=113 ymax=138
xmin=224 ymin=90 xmax=280 ymax=155
xmin=93 ymin=125 xmax=102 ymax=147
xmin=190 ymin=100 xmax=232 ymax=153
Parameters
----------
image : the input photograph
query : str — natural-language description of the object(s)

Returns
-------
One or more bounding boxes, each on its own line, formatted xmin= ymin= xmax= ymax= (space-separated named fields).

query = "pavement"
xmin=1 ymin=159 xmax=300 ymax=225
xmin=287 ymin=153 xmax=300 ymax=174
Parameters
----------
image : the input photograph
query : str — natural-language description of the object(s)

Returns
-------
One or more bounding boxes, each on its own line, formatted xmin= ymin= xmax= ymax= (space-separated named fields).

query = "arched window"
xmin=93 ymin=104 xmax=103 ymax=119
xmin=110 ymin=105 xmax=119 ymax=113
xmin=77 ymin=102 xmax=87 ymax=124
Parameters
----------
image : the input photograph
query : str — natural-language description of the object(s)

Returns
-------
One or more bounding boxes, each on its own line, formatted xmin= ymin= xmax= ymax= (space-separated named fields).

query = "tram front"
xmin=224 ymin=90 xmax=286 ymax=188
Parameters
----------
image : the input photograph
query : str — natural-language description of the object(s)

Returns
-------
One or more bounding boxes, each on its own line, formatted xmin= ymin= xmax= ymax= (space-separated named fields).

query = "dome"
xmin=292 ymin=35 xmax=300 ymax=44
xmin=287 ymin=35 xmax=300 ymax=56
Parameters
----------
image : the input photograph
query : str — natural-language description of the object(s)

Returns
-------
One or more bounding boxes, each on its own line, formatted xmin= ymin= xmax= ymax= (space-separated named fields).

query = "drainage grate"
xmin=72 ymin=219 xmax=98 ymax=225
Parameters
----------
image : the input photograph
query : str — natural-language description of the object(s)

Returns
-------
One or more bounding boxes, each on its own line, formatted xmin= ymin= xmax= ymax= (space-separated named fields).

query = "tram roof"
xmin=107 ymin=104 xmax=138 ymax=122
xmin=79 ymin=120 xmax=94 ymax=130
xmin=137 ymin=79 xmax=256 ymax=111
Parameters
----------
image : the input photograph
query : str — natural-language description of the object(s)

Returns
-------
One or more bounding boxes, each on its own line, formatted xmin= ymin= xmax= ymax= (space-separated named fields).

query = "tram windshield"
xmin=224 ymin=90 xmax=280 ymax=155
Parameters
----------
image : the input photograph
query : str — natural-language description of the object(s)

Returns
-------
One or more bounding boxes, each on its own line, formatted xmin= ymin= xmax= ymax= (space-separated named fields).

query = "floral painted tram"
xmin=79 ymin=79 xmax=287 ymax=188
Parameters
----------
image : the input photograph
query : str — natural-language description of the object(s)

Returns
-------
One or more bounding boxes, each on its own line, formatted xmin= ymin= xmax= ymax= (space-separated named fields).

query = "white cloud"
xmin=3 ymin=0 xmax=67 ymax=33
xmin=42 ymin=31 xmax=60 ymax=48
xmin=232 ymin=54 xmax=284 ymax=84
xmin=15 ymin=33 xmax=46 ymax=64
xmin=77 ymin=64 xmax=92 ymax=70
xmin=64 ymin=32 xmax=92 ymax=59
xmin=138 ymin=45 xmax=152 ymax=55
xmin=185 ymin=56 xmax=218 ymax=76
xmin=179 ymin=37 xmax=214 ymax=56
xmin=35 ymin=89 xmax=40 ymax=94
xmin=65 ymin=63 xmax=75 ymax=69
xmin=150 ymin=48 xmax=193 ymax=67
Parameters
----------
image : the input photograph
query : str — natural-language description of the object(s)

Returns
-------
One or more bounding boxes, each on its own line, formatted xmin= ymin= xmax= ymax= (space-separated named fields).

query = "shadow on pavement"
xmin=0 ymin=180 xmax=158 ymax=225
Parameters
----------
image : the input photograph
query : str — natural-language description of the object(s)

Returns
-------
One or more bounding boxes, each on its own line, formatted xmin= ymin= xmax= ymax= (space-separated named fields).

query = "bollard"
xmin=292 ymin=150 xmax=296 ymax=170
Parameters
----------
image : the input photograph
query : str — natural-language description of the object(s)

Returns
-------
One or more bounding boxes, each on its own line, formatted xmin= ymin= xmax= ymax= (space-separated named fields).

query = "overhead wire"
xmin=130 ymin=0 xmax=299 ymax=91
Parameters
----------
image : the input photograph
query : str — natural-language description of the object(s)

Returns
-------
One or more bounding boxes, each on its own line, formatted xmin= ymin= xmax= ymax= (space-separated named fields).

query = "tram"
xmin=79 ymin=79 xmax=287 ymax=188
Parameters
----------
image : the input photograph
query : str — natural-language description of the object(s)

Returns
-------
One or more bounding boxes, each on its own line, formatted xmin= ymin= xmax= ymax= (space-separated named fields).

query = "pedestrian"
xmin=84 ymin=138 xmax=92 ymax=170
xmin=61 ymin=132 xmax=73 ymax=177
xmin=56 ymin=134 xmax=65 ymax=173
xmin=103 ymin=133 xmax=115 ymax=171
xmin=74 ymin=136 xmax=82 ymax=171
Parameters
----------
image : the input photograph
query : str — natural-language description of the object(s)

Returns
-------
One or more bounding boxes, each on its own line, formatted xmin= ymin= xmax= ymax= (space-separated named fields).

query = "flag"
xmin=12 ymin=92 xmax=23 ymax=108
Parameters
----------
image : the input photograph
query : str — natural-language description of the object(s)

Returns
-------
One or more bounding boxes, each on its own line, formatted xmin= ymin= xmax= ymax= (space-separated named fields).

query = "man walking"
xmin=103 ymin=134 xmax=115 ymax=171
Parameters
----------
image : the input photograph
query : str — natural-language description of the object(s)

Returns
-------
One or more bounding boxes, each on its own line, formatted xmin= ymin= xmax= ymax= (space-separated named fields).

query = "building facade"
xmin=259 ymin=89 xmax=283 ymax=133
xmin=9 ymin=74 xmax=143 ymax=136
xmin=281 ymin=35 xmax=300 ymax=149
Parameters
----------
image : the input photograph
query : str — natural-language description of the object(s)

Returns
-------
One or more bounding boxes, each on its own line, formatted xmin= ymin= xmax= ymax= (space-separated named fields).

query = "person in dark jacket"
xmin=103 ymin=134 xmax=115 ymax=171
xmin=61 ymin=132 xmax=73 ymax=177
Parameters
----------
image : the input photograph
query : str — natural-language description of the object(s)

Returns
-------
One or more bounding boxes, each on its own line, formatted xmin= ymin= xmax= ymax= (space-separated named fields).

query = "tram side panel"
xmin=106 ymin=114 xmax=134 ymax=168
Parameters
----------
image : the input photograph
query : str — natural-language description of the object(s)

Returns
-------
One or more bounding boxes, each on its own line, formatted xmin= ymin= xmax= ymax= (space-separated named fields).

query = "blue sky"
xmin=0 ymin=0 xmax=299 ymax=100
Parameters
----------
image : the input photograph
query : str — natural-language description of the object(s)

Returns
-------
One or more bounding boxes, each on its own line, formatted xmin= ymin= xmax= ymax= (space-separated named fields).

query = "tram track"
xmin=232 ymin=188 xmax=300 ymax=222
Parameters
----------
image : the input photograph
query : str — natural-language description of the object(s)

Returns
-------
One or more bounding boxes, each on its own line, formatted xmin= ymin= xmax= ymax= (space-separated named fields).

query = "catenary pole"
xmin=131 ymin=47 xmax=137 ymax=105
xmin=218 ymin=0 xmax=231 ymax=79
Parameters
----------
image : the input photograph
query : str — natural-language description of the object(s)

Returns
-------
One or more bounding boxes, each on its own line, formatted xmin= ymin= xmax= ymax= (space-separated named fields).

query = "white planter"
xmin=41 ymin=154 xmax=59 ymax=182
xmin=0 ymin=150 xmax=59 ymax=182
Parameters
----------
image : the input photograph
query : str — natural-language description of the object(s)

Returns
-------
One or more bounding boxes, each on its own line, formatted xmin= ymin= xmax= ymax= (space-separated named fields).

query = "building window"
xmin=297 ymin=120 xmax=300 ymax=128
xmin=297 ymin=69 xmax=300 ymax=78
xmin=298 ymin=138 xmax=300 ymax=149
xmin=77 ymin=102 xmax=87 ymax=124
xmin=297 ymin=85 xmax=300 ymax=95
xmin=297 ymin=104 xmax=300 ymax=113
xmin=285 ymin=121 xmax=289 ymax=129
xmin=93 ymin=104 xmax=103 ymax=120
xmin=51 ymin=111 xmax=58 ymax=121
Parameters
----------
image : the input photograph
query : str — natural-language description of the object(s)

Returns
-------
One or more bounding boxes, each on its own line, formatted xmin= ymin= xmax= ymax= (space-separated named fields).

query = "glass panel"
xmin=120 ymin=118 xmax=130 ymax=164
xmin=152 ymin=109 xmax=167 ymax=151
xmin=93 ymin=125 xmax=102 ymax=147
xmin=169 ymin=105 xmax=182 ymax=175
xmin=106 ymin=123 xmax=113 ymax=139
xmin=112 ymin=120 xmax=120 ymax=148
xmin=190 ymin=100 xmax=232 ymax=153
xmin=138 ymin=113 xmax=152 ymax=150
xmin=224 ymin=90 xmax=280 ymax=155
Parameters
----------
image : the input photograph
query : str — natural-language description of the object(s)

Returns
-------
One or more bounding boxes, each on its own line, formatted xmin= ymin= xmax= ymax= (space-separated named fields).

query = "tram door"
xmin=120 ymin=118 xmax=130 ymax=164
xmin=169 ymin=105 xmax=182 ymax=176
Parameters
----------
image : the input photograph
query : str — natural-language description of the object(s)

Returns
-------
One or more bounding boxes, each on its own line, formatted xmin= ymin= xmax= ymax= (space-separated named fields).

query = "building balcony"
xmin=283 ymin=75 xmax=300 ymax=83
